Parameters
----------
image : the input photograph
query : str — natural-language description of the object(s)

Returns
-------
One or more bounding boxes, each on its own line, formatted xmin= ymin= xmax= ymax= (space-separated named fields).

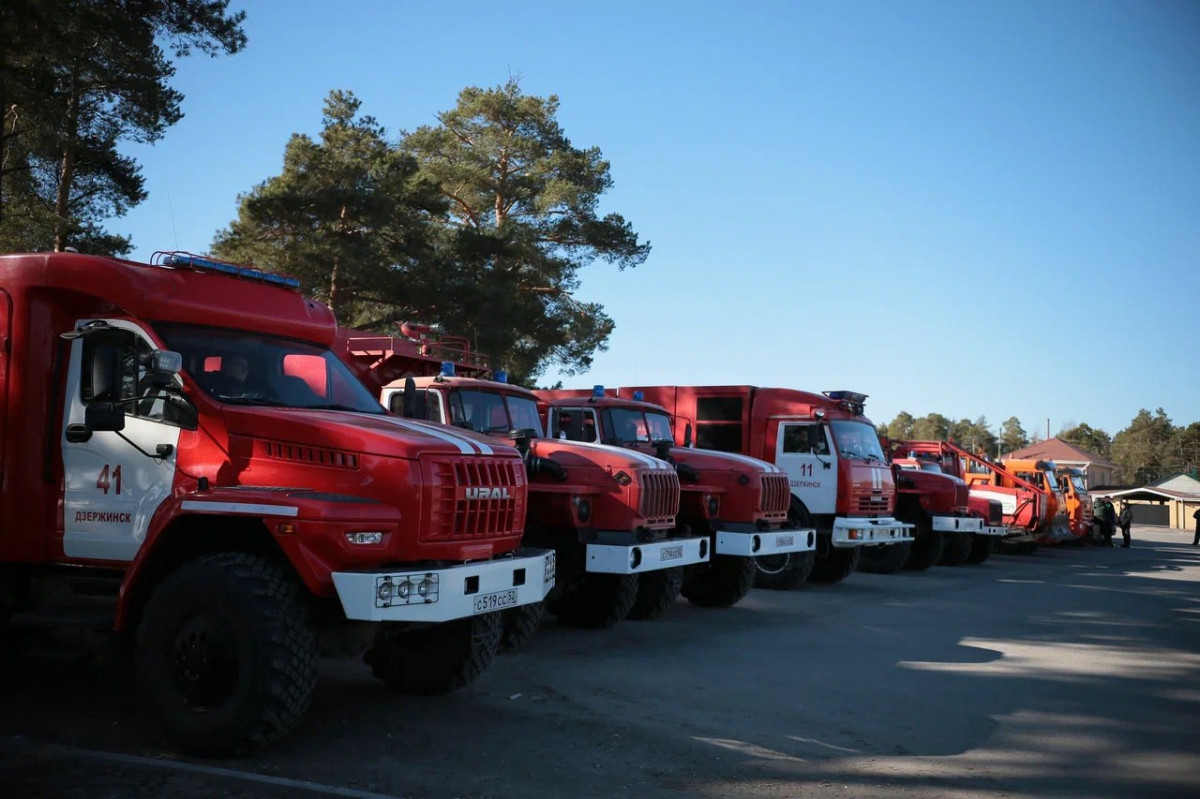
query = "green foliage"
xmin=883 ymin=411 xmax=915 ymax=441
xmin=1162 ymin=422 xmax=1200 ymax=476
xmin=1111 ymin=408 xmax=1174 ymax=485
xmin=911 ymin=412 xmax=950 ymax=442
xmin=212 ymin=91 xmax=445 ymax=321
xmin=948 ymin=416 xmax=997 ymax=456
xmin=1 ymin=0 xmax=246 ymax=252
xmin=999 ymin=416 xmax=1029 ymax=454
xmin=402 ymin=80 xmax=650 ymax=381
xmin=1059 ymin=423 xmax=1112 ymax=459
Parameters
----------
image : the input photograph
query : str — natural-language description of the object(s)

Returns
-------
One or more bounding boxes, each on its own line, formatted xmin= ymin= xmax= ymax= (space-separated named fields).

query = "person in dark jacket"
xmin=1117 ymin=500 xmax=1132 ymax=548
xmin=1095 ymin=497 xmax=1116 ymax=546
xmin=1193 ymin=507 xmax=1199 ymax=546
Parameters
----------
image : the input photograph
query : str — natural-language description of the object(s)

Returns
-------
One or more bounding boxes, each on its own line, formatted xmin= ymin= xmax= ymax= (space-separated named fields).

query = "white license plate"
xmin=660 ymin=546 xmax=684 ymax=562
xmin=473 ymin=589 xmax=518 ymax=614
xmin=776 ymin=535 xmax=794 ymax=548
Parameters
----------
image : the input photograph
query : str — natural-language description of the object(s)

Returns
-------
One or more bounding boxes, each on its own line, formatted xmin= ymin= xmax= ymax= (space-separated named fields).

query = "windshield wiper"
xmin=303 ymin=403 xmax=383 ymax=414
xmin=222 ymin=396 xmax=286 ymax=406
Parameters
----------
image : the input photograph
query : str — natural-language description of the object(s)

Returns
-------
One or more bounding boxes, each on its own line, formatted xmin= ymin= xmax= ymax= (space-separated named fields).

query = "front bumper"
xmin=977 ymin=524 xmax=1008 ymax=537
xmin=586 ymin=535 xmax=710 ymax=574
xmin=831 ymin=517 xmax=914 ymax=548
xmin=715 ymin=527 xmax=816 ymax=556
xmin=331 ymin=548 xmax=555 ymax=623
xmin=931 ymin=515 xmax=984 ymax=534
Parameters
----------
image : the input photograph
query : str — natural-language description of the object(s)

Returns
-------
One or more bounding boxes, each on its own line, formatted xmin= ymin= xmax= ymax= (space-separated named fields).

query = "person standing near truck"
xmin=1193 ymin=508 xmax=1199 ymax=546
xmin=1117 ymin=500 xmax=1132 ymax=548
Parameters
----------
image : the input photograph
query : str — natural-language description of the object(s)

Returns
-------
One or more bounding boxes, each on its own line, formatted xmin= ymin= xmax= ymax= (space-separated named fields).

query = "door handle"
xmin=65 ymin=424 xmax=92 ymax=443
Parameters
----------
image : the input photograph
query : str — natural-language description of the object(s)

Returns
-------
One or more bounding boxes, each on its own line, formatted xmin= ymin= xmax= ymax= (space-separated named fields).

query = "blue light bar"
xmin=441 ymin=361 xmax=456 ymax=377
xmin=593 ymin=385 xmax=605 ymax=397
xmin=632 ymin=390 xmax=644 ymax=401
xmin=823 ymin=390 xmax=868 ymax=403
xmin=162 ymin=253 xmax=301 ymax=290
xmin=494 ymin=370 xmax=507 ymax=384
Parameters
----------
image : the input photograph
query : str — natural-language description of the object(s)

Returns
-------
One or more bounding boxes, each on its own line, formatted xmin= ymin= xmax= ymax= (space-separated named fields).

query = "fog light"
xmin=377 ymin=582 xmax=392 ymax=602
xmin=574 ymin=497 xmax=591 ymax=523
xmin=345 ymin=531 xmax=383 ymax=545
xmin=544 ymin=552 xmax=557 ymax=583
xmin=706 ymin=495 xmax=719 ymax=516
xmin=630 ymin=547 xmax=643 ymax=570
xmin=417 ymin=578 xmax=433 ymax=597
xmin=396 ymin=580 xmax=412 ymax=599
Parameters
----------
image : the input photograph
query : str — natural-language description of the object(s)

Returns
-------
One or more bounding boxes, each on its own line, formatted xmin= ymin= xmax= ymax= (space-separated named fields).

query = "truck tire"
xmin=904 ymin=519 xmax=943 ymax=571
xmin=965 ymin=534 xmax=994 ymax=564
xmin=551 ymin=573 xmax=639 ymax=629
xmin=365 ymin=611 xmax=502 ymax=695
xmin=938 ymin=532 xmax=972 ymax=566
xmin=499 ymin=602 xmax=544 ymax=653
xmin=858 ymin=541 xmax=912 ymax=574
xmin=809 ymin=545 xmax=860 ymax=583
xmin=135 ymin=553 xmax=317 ymax=757
xmin=682 ymin=555 xmax=756 ymax=608
xmin=627 ymin=567 xmax=683 ymax=620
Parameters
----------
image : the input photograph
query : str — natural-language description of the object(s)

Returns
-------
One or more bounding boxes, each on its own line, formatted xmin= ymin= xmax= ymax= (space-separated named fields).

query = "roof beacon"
xmin=632 ymin=390 xmax=644 ymax=402
xmin=494 ymin=370 xmax=508 ymax=384
xmin=593 ymin=385 xmax=605 ymax=397
xmin=440 ymin=361 xmax=456 ymax=378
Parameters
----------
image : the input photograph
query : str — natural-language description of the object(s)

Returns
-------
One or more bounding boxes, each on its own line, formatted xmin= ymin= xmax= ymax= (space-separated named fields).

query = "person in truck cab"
xmin=204 ymin=354 xmax=251 ymax=396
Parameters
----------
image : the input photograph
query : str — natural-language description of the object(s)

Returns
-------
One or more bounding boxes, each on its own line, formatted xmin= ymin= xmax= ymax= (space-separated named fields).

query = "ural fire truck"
xmin=1055 ymin=466 xmax=1095 ymax=541
xmin=565 ymin=387 xmax=913 ymax=586
xmin=340 ymin=331 xmax=705 ymax=633
xmin=538 ymin=387 xmax=816 ymax=608
xmin=0 ymin=252 xmax=553 ymax=756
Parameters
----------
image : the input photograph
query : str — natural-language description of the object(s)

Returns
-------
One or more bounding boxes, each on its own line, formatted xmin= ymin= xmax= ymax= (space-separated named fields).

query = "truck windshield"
xmin=603 ymin=408 xmax=650 ymax=444
xmin=1070 ymin=474 xmax=1088 ymax=494
xmin=448 ymin=389 xmax=544 ymax=436
xmin=646 ymin=411 xmax=673 ymax=442
xmin=829 ymin=420 xmax=886 ymax=462
xmin=157 ymin=325 xmax=384 ymax=414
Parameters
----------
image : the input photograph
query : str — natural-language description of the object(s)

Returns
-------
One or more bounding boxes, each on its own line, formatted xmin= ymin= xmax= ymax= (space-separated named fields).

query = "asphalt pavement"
xmin=2 ymin=526 xmax=1198 ymax=798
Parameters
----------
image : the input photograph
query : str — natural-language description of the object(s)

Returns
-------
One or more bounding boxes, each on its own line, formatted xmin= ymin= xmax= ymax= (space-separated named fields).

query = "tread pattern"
xmin=683 ymin=555 xmax=756 ymax=608
xmin=366 ymin=611 xmax=503 ymax=695
xmin=552 ymin=573 xmax=639 ymax=629
xmin=136 ymin=552 xmax=317 ymax=757
xmin=627 ymin=567 xmax=683 ymax=621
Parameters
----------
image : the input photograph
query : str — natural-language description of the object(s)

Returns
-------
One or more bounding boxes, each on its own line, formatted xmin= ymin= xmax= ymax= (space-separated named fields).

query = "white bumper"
xmin=716 ymin=527 xmax=816 ymax=556
xmin=331 ymin=548 xmax=555 ymax=623
xmin=931 ymin=515 xmax=984 ymax=534
xmin=831 ymin=517 xmax=914 ymax=548
xmin=978 ymin=524 xmax=1008 ymax=537
xmin=586 ymin=536 xmax=710 ymax=574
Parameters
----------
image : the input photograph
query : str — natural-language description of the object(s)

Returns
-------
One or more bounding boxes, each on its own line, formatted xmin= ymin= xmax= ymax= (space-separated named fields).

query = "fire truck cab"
xmin=0 ymin=252 xmax=552 ymax=755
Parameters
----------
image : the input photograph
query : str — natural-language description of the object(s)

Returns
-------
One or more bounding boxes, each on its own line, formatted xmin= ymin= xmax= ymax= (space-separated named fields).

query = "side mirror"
xmin=401 ymin=377 xmax=427 ymax=419
xmin=85 ymin=402 xmax=125 ymax=433
xmin=683 ymin=422 xmax=693 ymax=448
xmin=144 ymin=349 xmax=182 ymax=387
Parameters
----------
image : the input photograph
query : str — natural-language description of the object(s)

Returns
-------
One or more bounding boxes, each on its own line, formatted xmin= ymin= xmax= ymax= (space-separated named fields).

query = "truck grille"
xmin=423 ymin=456 xmax=524 ymax=541
xmin=954 ymin=484 xmax=969 ymax=510
xmin=639 ymin=470 xmax=680 ymax=526
xmin=855 ymin=495 xmax=891 ymax=514
xmin=760 ymin=473 xmax=790 ymax=515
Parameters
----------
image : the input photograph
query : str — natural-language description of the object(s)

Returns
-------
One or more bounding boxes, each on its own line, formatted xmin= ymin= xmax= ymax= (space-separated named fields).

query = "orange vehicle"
xmin=1055 ymin=466 xmax=1094 ymax=541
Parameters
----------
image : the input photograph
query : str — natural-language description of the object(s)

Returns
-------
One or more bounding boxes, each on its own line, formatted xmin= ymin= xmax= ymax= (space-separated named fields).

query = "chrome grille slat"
xmin=638 ymin=471 xmax=680 ymax=525
xmin=759 ymin=473 xmax=790 ymax=514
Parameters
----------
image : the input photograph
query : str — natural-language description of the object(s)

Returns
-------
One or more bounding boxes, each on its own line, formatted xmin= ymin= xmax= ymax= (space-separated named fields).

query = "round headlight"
xmin=629 ymin=547 xmax=642 ymax=570
xmin=377 ymin=582 xmax=392 ymax=602
xmin=576 ymin=497 xmax=591 ymax=523
xmin=418 ymin=578 xmax=433 ymax=597
xmin=396 ymin=580 xmax=412 ymax=599
xmin=707 ymin=496 xmax=719 ymax=516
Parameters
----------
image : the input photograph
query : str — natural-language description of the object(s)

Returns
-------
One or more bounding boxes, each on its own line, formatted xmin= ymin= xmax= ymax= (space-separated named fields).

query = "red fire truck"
xmin=538 ymin=388 xmax=816 ymax=608
xmin=0 ymin=252 xmax=553 ymax=756
xmin=341 ymin=332 xmax=704 ymax=633
xmin=561 ymin=387 xmax=912 ymax=586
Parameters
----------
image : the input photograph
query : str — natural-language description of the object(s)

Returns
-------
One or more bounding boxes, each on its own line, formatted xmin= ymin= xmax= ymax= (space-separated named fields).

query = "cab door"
xmin=775 ymin=422 xmax=838 ymax=514
xmin=61 ymin=321 xmax=183 ymax=561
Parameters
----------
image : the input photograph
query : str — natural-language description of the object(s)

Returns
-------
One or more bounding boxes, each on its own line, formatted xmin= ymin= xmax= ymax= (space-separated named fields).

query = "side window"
xmin=781 ymin=423 xmax=830 ymax=455
xmin=553 ymin=409 xmax=598 ymax=442
xmin=695 ymin=396 xmax=743 ymax=453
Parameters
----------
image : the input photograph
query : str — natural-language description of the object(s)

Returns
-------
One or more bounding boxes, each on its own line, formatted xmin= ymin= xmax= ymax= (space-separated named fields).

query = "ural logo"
xmin=464 ymin=487 xmax=511 ymax=500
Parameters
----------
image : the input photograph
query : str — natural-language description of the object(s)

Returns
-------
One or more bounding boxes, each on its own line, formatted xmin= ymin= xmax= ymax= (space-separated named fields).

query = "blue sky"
xmin=111 ymin=0 xmax=1200 ymax=438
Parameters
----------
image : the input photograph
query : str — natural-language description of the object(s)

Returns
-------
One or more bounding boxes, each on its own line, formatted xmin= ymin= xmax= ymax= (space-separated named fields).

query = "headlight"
xmin=573 ymin=496 xmax=591 ymax=523
xmin=375 ymin=573 xmax=439 ymax=607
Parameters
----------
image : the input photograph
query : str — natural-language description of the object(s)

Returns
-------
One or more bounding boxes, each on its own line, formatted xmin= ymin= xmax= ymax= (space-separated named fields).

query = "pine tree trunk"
xmin=53 ymin=79 xmax=80 ymax=252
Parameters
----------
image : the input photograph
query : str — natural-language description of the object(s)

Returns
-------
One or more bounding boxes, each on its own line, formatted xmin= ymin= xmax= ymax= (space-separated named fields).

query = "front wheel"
xmin=135 ymin=553 xmax=318 ymax=757
xmin=904 ymin=518 xmax=943 ymax=571
xmin=809 ymin=545 xmax=860 ymax=583
xmin=365 ymin=612 xmax=503 ymax=695
xmin=550 ymin=573 xmax=639 ymax=629
xmin=755 ymin=503 xmax=817 ymax=590
xmin=627 ymin=568 xmax=683 ymax=621
xmin=858 ymin=541 xmax=912 ymax=574
xmin=965 ymin=534 xmax=994 ymax=564
xmin=499 ymin=602 xmax=544 ymax=652
xmin=938 ymin=531 xmax=972 ymax=566
xmin=683 ymin=555 xmax=756 ymax=608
